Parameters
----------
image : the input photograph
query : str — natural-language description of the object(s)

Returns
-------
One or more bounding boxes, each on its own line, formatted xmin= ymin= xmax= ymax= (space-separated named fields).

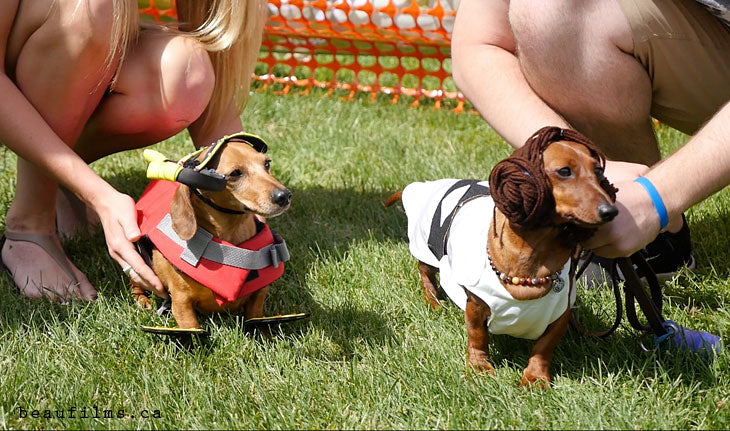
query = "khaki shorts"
xmin=616 ymin=0 xmax=730 ymax=134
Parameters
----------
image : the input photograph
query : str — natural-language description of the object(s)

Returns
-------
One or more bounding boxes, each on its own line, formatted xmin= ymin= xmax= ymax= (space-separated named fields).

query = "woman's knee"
xmin=156 ymin=35 xmax=216 ymax=129
xmin=64 ymin=0 xmax=117 ymax=54
xmin=113 ymin=32 xmax=215 ymax=135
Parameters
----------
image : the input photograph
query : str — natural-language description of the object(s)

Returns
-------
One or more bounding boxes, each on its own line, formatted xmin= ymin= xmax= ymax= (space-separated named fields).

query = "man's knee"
xmin=509 ymin=0 xmax=646 ymax=119
xmin=508 ymin=0 xmax=582 ymax=54
xmin=508 ymin=0 xmax=590 ymax=109
xmin=509 ymin=0 xmax=633 ymax=62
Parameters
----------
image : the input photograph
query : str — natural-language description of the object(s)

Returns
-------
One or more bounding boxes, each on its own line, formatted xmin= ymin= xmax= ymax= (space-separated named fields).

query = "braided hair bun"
xmin=489 ymin=126 xmax=617 ymax=228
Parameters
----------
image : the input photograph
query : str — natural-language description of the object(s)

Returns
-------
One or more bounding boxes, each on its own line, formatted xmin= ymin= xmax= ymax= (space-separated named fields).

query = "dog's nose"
xmin=271 ymin=188 xmax=291 ymax=207
xmin=597 ymin=203 xmax=618 ymax=221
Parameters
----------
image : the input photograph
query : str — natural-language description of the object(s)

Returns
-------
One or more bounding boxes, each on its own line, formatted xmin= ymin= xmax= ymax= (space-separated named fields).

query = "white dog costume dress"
xmin=402 ymin=179 xmax=575 ymax=340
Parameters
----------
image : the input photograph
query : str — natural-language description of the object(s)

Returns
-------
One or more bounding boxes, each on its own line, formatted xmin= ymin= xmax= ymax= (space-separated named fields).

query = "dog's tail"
xmin=383 ymin=190 xmax=403 ymax=207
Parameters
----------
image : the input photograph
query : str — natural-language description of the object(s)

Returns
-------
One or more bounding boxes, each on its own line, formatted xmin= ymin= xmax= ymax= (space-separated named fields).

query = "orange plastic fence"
xmin=138 ymin=0 xmax=178 ymax=22
xmin=139 ymin=0 xmax=465 ymax=111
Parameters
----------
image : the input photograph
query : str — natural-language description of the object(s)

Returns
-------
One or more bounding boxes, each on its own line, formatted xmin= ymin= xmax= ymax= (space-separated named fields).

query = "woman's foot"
xmin=55 ymin=186 xmax=101 ymax=238
xmin=1 ymin=232 xmax=97 ymax=301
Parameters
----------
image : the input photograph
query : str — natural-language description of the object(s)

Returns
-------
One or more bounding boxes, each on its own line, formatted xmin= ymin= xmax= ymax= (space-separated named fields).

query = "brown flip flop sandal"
xmin=0 ymin=231 xmax=79 ymax=285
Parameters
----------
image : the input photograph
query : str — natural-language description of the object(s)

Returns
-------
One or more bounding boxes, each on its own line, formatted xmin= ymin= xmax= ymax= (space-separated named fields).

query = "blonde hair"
xmin=108 ymin=0 xmax=139 ymax=87
xmin=110 ymin=0 xmax=264 ymax=134
xmin=177 ymin=0 xmax=267 ymax=134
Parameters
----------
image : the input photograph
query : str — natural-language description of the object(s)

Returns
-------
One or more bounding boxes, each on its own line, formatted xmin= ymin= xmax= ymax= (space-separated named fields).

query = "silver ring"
xmin=122 ymin=265 xmax=133 ymax=275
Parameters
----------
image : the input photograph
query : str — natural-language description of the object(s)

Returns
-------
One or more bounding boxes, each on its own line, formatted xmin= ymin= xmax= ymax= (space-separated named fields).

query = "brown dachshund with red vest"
xmin=131 ymin=133 xmax=291 ymax=330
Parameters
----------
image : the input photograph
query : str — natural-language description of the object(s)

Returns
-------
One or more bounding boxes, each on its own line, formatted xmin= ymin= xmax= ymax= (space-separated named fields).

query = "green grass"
xmin=1 ymin=91 xmax=729 ymax=429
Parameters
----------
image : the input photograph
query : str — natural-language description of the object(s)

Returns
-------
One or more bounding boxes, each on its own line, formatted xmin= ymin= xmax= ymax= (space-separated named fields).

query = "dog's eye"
xmin=264 ymin=160 xmax=271 ymax=171
xmin=228 ymin=169 xmax=243 ymax=178
xmin=556 ymin=167 xmax=572 ymax=178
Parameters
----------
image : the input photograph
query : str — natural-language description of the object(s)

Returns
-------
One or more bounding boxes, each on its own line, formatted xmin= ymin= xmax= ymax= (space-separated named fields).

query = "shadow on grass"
xmin=669 ymin=210 xmax=730 ymax=308
xmin=228 ymin=184 xmax=408 ymax=358
xmin=486 ymin=327 xmax=721 ymax=389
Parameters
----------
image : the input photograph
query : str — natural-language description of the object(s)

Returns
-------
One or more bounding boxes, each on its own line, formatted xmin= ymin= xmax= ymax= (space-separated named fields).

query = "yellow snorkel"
xmin=144 ymin=149 xmax=184 ymax=182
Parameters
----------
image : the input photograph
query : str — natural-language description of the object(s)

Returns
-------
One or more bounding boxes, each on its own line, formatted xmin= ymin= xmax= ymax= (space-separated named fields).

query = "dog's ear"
xmin=489 ymin=156 xmax=555 ymax=228
xmin=170 ymin=185 xmax=197 ymax=240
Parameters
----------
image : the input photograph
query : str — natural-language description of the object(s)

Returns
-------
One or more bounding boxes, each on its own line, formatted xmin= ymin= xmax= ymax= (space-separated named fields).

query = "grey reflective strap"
xmin=156 ymin=214 xmax=290 ymax=270
xmin=181 ymin=224 xmax=214 ymax=265
xmin=269 ymin=231 xmax=290 ymax=268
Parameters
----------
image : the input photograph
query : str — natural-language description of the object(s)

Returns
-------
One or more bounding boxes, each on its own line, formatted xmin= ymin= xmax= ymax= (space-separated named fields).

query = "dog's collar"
xmin=189 ymin=187 xmax=250 ymax=215
xmin=487 ymin=249 xmax=564 ymax=291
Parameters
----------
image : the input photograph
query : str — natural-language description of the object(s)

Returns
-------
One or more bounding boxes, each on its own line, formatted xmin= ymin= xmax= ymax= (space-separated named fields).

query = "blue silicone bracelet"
xmin=634 ymin=177 xmax=669 ymax=230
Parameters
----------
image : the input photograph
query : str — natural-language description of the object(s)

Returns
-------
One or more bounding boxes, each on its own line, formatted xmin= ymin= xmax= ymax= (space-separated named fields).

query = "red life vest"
xmin=136 ymin=180 xmax=285 ymax=305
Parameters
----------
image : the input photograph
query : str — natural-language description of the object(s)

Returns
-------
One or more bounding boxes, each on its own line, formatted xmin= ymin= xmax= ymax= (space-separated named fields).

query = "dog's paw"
xmin=467 ymin=358 xmax=496 ymax=375
xmin=133 ymin=294 xmax=153 ymax=310
xmin=519 ymin=371 xmax=551 ymax=389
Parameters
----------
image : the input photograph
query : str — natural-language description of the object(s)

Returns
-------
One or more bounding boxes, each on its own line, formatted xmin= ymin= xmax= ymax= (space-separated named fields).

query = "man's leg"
xmin=508 ymin=0 xmax=696 ymax=278
xmin=508 ymin=0 xmax=660 ymax=166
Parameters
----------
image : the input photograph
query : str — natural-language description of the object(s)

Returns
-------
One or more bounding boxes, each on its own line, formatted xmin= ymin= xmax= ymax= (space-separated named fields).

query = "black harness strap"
xmin=427 ymin=180 xmax=491 ymax=261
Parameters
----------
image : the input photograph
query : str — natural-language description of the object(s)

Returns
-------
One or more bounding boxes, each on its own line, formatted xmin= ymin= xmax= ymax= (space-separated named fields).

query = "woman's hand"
xmin=93 ymin=190 xmax=167 ymax=298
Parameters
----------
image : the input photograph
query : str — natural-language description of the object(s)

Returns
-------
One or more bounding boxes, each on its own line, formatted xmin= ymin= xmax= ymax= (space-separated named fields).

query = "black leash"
xmin=569 ymin=251 xmax=624 ymax=338
xmin=571 ymin=251 xmax=668 ymax=339
xmin=619 ymin=254 xmax=666 ymax=337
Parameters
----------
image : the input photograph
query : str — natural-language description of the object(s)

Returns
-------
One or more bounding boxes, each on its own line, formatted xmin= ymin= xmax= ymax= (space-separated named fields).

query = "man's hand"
xmin=583 ymin=160 xmax=679 ymax=257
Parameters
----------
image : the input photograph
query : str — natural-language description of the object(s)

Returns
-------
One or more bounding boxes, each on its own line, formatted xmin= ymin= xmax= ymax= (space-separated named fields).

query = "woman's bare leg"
xmin=56 ymin=28 xmax=216 ymax=237
xmin=2 ymin=0 xmax=119 ymax=300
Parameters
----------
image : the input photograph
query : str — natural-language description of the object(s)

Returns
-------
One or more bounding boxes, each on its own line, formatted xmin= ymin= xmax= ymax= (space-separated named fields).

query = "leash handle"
xmin=617 ymin=256 xmax=668 ymax=337
xmin=572 ymin=252 xmax=722 ymax=355
xmin=570 ymin=251 xmax=624 ymax=338
xmin=570 ymin=252 xmax=665 ymax=337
